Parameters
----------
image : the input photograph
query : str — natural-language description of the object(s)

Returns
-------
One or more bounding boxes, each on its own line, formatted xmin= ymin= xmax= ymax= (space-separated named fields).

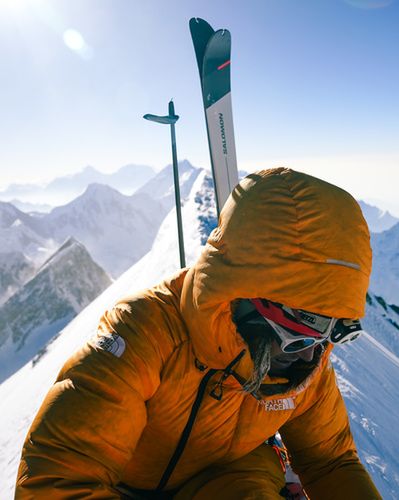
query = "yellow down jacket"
xmin=16 ymin=168 xmax=380 ymax=499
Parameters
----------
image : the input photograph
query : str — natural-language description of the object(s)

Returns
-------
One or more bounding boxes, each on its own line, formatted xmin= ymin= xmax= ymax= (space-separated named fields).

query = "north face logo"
xmin=92 ymin=333 xmax=126 ymax=358
xmin=261 ymin=397 xmax=296 ymax=411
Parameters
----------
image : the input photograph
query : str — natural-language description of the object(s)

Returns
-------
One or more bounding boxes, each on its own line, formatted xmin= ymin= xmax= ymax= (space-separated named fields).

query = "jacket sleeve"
xmin=280 ymin=358 xmax=381 ymax=500
xmin=16 ymin=303 xmax=166 ymax=499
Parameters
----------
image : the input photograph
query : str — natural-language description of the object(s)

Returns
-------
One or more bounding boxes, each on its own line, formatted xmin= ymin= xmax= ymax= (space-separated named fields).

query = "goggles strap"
xmin=251 ymin=299 xmax=324 ymax=338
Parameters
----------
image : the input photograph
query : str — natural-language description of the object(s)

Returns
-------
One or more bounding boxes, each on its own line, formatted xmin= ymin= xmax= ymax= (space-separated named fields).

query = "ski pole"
xmin=143 ymin=100 xmax=186 ymax=268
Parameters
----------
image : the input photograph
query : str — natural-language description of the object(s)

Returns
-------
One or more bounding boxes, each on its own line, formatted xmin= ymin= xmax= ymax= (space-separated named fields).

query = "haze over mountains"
xmin=0 ymin=161 xmax=200 ymax=279
xmin=0 ymin=167 xmax=398 ymax=499
xmin=1 ymin=163 xmax=398 ymax=232
xmin=0 ymin=163 xmax=156 ymax=207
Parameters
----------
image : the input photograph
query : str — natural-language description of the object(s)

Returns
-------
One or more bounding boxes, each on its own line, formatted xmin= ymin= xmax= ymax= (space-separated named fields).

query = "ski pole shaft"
xmin=169 ymin=102 xmax=186 ymax=268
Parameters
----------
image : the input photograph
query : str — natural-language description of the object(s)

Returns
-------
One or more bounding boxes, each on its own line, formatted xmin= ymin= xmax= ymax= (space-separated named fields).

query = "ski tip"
xmin=189 ymin=17 xmax=202 ymax=29
xmin=189 ymin=17 xmax=205 ymax=25
xmin=214 ymin=28 xmax=231 ymax=38
xmin=189 ymin=17 xmax=215 ymax=32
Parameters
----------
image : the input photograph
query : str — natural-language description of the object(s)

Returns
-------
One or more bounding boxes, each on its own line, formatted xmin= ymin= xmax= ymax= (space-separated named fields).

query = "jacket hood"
xmin=181 ymin=168 xmax=372 ymax=372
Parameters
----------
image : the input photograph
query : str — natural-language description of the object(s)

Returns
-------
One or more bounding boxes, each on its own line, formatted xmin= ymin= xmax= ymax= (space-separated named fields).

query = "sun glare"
xmin=63 ymin=29 xmax=84 ymax=51
xmin=0 ymin=0 xmax=44 ymax=12
xmin=63 ymin=28 xmax=93 ymax=59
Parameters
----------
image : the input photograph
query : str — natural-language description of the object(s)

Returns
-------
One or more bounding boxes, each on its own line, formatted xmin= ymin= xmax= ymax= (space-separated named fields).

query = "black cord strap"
xmin=156 ymin=367 xmax=218 ymax=491
xmin=156 ymin=349 xmax=246 ymax=492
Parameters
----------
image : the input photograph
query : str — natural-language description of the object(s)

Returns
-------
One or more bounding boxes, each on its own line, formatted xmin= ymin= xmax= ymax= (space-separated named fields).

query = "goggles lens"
xmin=266 ymin=318 xmax=326 ymax=353
xmin=283 ymin=338 xmax=316 ymax=352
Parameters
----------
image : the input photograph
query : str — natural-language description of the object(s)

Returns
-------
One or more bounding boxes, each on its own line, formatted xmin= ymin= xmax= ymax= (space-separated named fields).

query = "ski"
xmin=190 ymin=18 xmax=239 ymax=216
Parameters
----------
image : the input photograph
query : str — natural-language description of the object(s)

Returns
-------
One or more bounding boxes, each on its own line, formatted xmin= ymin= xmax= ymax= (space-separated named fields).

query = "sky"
xmin=1 ymin=0 xmax=399 ymax=214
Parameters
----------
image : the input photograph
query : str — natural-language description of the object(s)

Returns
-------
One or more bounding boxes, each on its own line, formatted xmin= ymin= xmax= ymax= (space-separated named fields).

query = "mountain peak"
xmin=39 ymin=237 xmax=84 ymax=271
xmin=84 ymin=182 xmax=118 ymax=195
xmin=358 ymin=200 xmax=399 ymax=233
xmin=0 ymin=201 xmax=30 ymax=229
xmin=57 ymin=236 xmax=80 ymax=252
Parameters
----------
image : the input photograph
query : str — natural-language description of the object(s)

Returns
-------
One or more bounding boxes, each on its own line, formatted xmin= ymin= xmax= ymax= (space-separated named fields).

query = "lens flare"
xmin=63 ymin=28 xmax=93 ymax=59
xmin=63 ymin=29 xmax=84 ymax=51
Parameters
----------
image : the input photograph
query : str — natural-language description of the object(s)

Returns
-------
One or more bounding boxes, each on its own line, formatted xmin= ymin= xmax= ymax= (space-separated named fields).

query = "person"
xmin=16 ymin=168 xmax=381 ymax=499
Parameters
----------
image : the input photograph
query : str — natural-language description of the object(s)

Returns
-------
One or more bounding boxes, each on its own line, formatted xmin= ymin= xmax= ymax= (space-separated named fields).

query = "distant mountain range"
xmin=0 ymin=161 xmax=201 ymax=282
xmin=358 ymin=200 xmax=398 ymax=233
xmin=0 ymin=161 xmax=203 ymax=382
xmin=0 ymin=163 xmax=156 ymax=207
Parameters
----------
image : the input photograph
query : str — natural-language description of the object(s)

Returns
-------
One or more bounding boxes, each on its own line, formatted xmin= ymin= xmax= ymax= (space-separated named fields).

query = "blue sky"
xmin=1 ymin=0 xmax=399 ymax=213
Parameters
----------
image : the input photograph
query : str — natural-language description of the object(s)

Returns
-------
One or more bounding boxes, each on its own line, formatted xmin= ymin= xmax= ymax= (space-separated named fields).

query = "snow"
xmin=332 ymin=333 xmax=399 ymax=498
xmin=1 ymin=170 xmax=398 ymax=499
xmin=0 ymin=238 xmax=111 ymax=383
xmin=362 ymin=293 xmax=399 ymax=358
xmin=0 ymin=162 xmax=202 ymax=281
xmin=359 ymin=200 xmax=399 ymax=233
xmin=369 ymin=224 xmax=399 ymax=304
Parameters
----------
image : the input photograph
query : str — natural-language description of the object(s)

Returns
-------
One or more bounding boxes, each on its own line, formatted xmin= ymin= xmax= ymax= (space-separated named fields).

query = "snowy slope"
xmin=331 ymin=333 xmax=399 ymax=499
xmin=38 ymin=183 xmax=167 ymax=277
xmin=359 ymin=200 xmax=399 ymax=233
xmin=0 ymin=237 xmax=112 ymax=383
xmin=0 ymin=202 xmax=33 ymax=229
xmin=363 ymin=293 xmax=399 ymax=358
xmin=137 ymin=159 xmax=202 ymax=211
xmin=0 ymin=201 xmax=55 ymax=264
xmin=0 ymin=252 xmax=35 ymax=305
xmin=369 ymin=223 xmax=399 ymax=305
xmin=0 ymin=170 xmax=398 ymax=499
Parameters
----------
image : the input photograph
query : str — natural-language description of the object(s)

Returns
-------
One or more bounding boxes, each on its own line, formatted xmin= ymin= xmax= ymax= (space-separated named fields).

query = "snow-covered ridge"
xmin=358 ymin=200 xmax=398 ymax=233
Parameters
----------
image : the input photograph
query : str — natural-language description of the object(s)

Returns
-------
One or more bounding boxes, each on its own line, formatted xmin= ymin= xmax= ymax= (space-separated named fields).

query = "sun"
xmin=0 ymin=0 xmax=45 ymax=15
xmin=63 ymin=29 xmax=85 ymax=51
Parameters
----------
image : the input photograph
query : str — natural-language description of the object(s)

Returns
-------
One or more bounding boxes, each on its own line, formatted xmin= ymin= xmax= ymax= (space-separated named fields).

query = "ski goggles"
xmin=250 ymin=298 xmax=363 ymax=353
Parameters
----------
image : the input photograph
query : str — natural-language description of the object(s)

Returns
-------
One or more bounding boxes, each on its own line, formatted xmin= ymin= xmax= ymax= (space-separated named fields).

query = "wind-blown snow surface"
xmin=363 ymin=293 xmax=399 ymax=359
xmin=331 ymin=337 xmax=399 ymax=499
xmin=1 ymin=170 xmax=398 ymax=498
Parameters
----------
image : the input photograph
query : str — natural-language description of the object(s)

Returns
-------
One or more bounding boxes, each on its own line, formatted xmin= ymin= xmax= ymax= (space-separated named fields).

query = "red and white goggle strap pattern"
xmin=250 ymin=299 xmax=323 ymax=339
